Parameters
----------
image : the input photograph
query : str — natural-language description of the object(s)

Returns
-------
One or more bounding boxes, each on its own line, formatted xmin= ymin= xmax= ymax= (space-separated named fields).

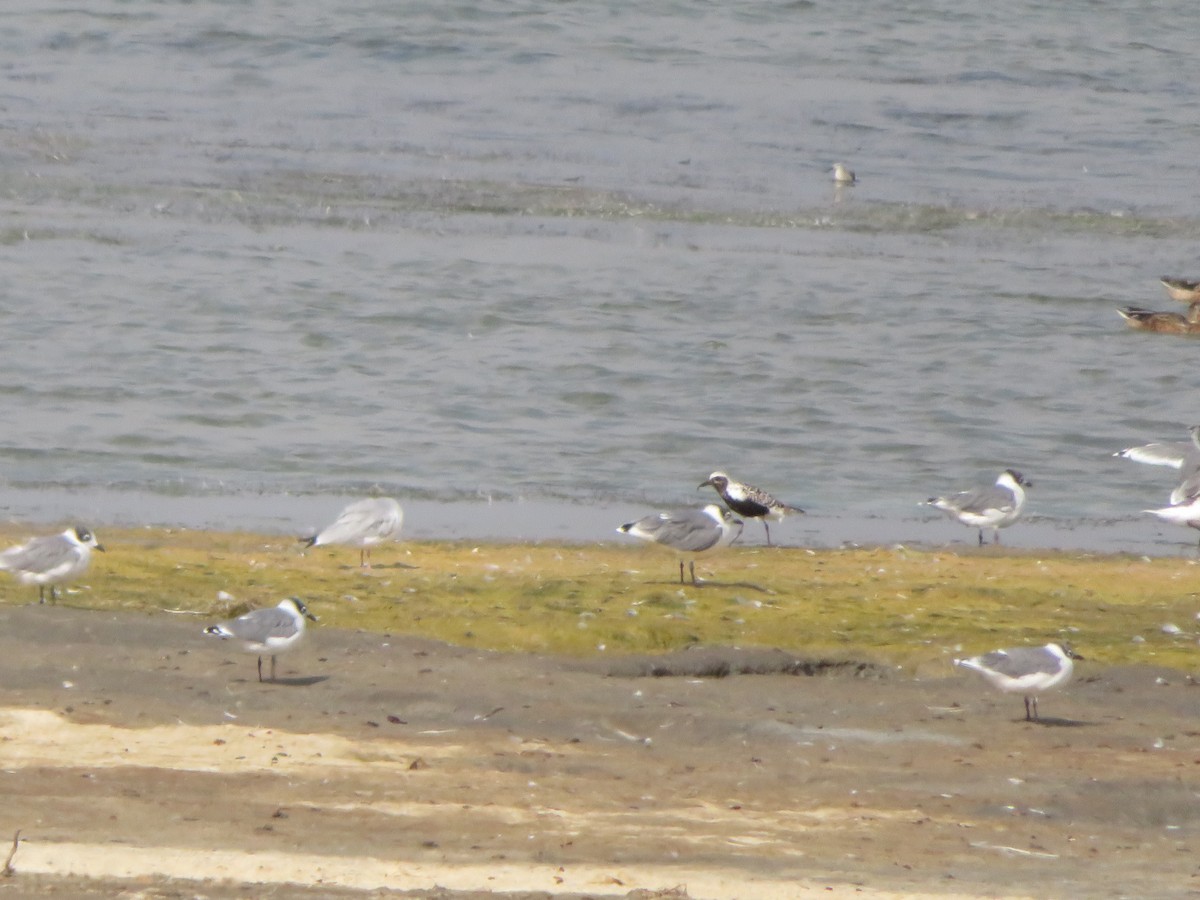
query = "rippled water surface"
xmin=3 ymin=1 xmax=1200 ymax=551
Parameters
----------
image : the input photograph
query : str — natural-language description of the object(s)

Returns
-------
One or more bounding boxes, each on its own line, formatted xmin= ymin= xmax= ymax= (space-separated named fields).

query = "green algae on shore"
xmin=1 ymin=526 xmax=1197 ymax=671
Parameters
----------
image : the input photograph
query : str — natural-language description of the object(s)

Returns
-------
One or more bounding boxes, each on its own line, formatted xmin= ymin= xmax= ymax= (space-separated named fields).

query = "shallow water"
xmin=3 ymin=1 xmax=1200 ymax=553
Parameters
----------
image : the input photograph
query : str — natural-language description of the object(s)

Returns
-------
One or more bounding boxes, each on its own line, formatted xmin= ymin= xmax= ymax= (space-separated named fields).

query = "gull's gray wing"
xmin=977 ymin=647 xmax=1061 ymax=678
xmin=948 ymin=485 xmax=1015 ymax=515
xmin=222 ymin=607 xmax=301 ymax=642
xmin=316 ymin=498 xmax=402 ymax=545
xmin=637 ymin=510 xmax=724 ymax=553
xmin=0 ymin=534 xmax=77 ymax=573
xmin=1114 ymin=440 xmax=1195 ymax=469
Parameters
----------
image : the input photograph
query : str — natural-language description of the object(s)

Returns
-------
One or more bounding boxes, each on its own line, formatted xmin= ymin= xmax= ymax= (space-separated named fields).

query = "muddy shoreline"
xmin=0 ymin=603 xmax=1197 ymax=899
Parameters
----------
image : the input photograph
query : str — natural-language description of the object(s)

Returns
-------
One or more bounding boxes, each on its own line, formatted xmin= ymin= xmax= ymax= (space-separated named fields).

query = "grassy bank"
xmin=3 ymin=526 xmax=1198 ymax=670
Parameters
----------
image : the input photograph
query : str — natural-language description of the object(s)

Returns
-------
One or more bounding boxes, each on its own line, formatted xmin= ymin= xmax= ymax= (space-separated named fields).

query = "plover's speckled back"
xmin=617 ymin=504 xmax=742 ymax=584
xmin=832 ymin=162 xmax=856 ymax=184
xmin=204 ymin=596 xmax=318 ymax=683
xmin=954 ymin=642 xmax=1077 ymax=721
xmin=924 ymin=469 xmax=1031 ymax=546
xmin=0 ymin=525 xmax=105 ymax=604
xmin=699 ymin=471 xmax=803 ymax=546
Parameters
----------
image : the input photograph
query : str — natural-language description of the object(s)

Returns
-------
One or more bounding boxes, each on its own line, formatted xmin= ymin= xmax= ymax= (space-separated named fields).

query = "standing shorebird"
xmin=617 ymin=504 xmax=743 ymax=585
xmin=954 ymin=642 xmax=1077 ymax=721
xmin=699 ymin=472 xmax=804 ymax=546
xmin=925 ymin=469 xmax=1031 ymax=546
xmin=831 ymin=162 xmax=857 ymax=185
xmin=303 ymin=497 xmax=404 ymax=568
xmin=204 ymin=596 xmax=318 ymax=683
xmin=0 ymin=525 xmax=105 ymax=604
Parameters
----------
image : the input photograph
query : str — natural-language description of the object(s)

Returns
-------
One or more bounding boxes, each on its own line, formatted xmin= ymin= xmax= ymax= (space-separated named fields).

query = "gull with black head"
xmin=0 ymin=525 xmax=105 ymax=604
xmin=204 ymin=596 xmax=318 ymax=683
xmin=925 ymin=469 xmax=1031 ymax=546
xmin=699 ymin=472 xmax=804 ymax=546
xmin=617 ymin=504 xmax=742 ymax=584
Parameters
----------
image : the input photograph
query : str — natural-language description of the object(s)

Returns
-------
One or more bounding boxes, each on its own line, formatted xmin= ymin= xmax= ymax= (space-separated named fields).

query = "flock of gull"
xmin=614 ymin=467 xmax=1070 ymax=720
xmin=0 ymin=442 xmax=1190 ymax=720
xmin=0 ymin=497 xmax=404 ymax=683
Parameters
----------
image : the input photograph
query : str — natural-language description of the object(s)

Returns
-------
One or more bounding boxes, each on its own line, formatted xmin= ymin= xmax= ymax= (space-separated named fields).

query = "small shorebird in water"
xmin=831 ymin=162 xmax=857 ymax=185
xmin=954 ymin=642 xmax=1078 ymax=721
xmin=699 ymin=471 xmax=804 ymax=546
xmin=925 ymin=469 xmax=1031 ymax=546
xmin=617 ymin=504 xmax=742 ymax=585
xmin=1117 ymin=304 xmax=1200 ymax=335
xmin=1159 ymin=276 xmax=1200 ymax=303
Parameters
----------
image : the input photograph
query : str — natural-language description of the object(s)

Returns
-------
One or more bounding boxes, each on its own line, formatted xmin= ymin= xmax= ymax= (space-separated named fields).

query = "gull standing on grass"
xmin=204 ymin=596 xmax=318 ymax=683
xmin=954 ymin=642 xmax=1077 ymax=721
xmin=303 ymin=497 xmax=403 ymax=568
xmin=699 ymin=471 xmax=804 ymax=546
xmin=924 ymin=469 xmax=1031 ymax=546
xmin=0 ymin=525 xmax=105 ymax=604
xmin=617 ymin=504 xmax=743 ymax=585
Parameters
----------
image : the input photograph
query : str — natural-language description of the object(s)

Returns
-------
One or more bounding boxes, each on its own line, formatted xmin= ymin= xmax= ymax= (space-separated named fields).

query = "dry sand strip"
xmin=9 ymin=842 xmax=981 ymax=900
xmin=0 ymin=707 xmax=1018 ymax=899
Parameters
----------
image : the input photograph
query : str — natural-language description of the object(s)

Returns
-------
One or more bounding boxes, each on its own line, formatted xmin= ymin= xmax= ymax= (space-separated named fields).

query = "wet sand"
xmin=0 ymin=603 xmax=1197 ymax=899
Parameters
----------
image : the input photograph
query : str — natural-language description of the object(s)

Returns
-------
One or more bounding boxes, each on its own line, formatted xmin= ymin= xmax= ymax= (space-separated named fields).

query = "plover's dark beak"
xmin=95 ymin=544 xmax=106 ymax=553
xmin=305 ymin=610 xmax=319 ymax=622
xmin=698 ymin=480 xmax=712 ymax=489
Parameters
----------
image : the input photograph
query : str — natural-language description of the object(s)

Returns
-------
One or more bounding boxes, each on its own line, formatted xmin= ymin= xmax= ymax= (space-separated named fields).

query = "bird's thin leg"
xmin=689 ymin=560 xmax=697 ymax=585
xmin=257 ymin=656 xmax=264 ymax=683
xmin=1031 ymin=695 xmax=1039 ymax=720
xmin=38 ymin=586 xmax=45 ymax=605
xmin=270 ymin=655 xmax=277 ymax=682
xmin=678 ymin=560 xmax=685 ymax=584
xmin=1023 ymin=696 xmax=1033 ymax=721
xmin=763 ymin=520 xmax=773 ymax=547
xmin=977 ymin=529 xmax=985 ymax=547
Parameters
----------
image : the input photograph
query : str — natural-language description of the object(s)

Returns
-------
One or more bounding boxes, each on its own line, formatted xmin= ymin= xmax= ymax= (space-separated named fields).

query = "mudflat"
xmin=0 ymin=598 xmax=1197 ymax=899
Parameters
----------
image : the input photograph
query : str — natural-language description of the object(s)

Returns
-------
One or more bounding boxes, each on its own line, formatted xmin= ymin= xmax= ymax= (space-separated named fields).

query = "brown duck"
xmin=1160 ymin=276 xmax=1200 ymax=304
xmin=1118 ymin=303 xmax=1200 ymax=335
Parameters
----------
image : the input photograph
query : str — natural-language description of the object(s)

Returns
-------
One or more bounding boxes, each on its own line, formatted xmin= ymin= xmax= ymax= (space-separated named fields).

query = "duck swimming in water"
xmin=1117 ymin=304 xmax=1200 ymax=335
xmin=1160 ymin=276 xmax=1200 ymax=304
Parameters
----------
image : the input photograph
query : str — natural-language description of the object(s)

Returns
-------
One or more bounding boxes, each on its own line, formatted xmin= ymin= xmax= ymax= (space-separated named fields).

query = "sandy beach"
xmin=0 ymin=574 xmax=1197 ymax=899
